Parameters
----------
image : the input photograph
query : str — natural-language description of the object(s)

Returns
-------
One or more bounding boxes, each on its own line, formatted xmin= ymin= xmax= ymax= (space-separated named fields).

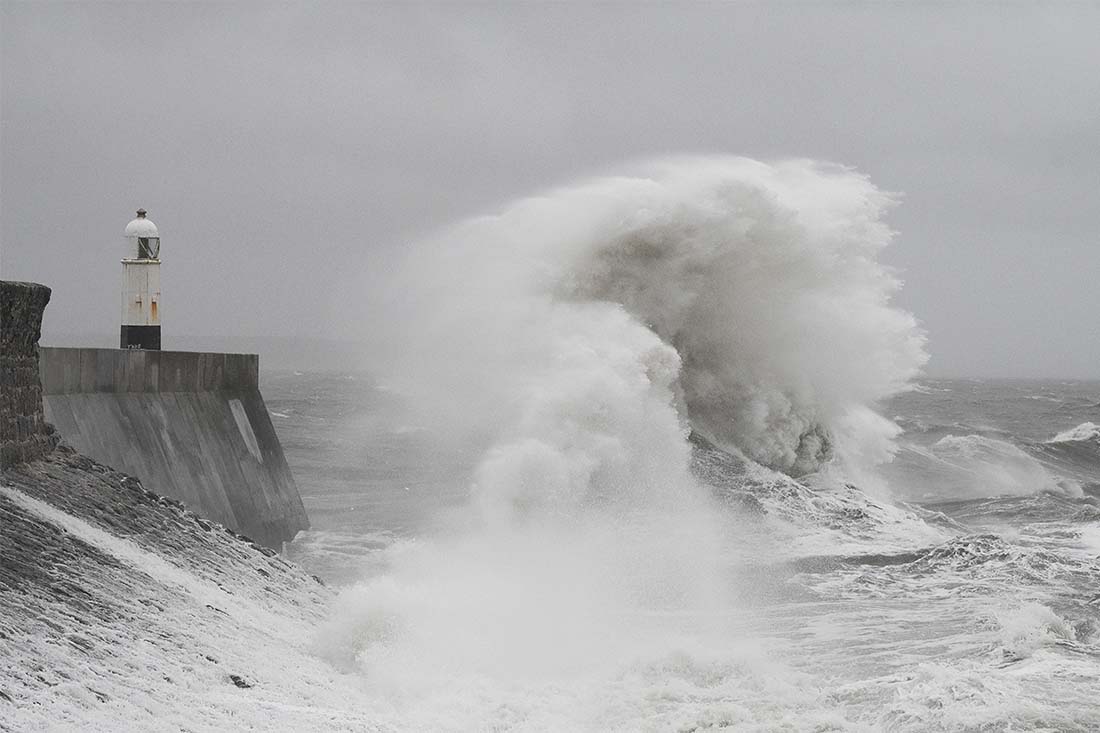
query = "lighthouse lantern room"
xmin=120 ymin=208 xmax=162 ymax=350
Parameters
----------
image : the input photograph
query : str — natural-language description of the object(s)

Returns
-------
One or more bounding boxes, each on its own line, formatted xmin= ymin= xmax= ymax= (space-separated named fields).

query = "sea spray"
xmin=317 ymin=157 xmax=927 ymax=726
xmin=931 ymin=434 xmax=1084 ymax=498
xmin=887 ymin=433 xmax=1086 ymax=501
xmin=371 ymin=156 xmax=926 ymax=480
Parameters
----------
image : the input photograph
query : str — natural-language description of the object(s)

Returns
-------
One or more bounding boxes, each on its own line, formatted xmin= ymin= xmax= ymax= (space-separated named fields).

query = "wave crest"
xmin=328 ymin=158 xmax=931 ymax=720
xmin=1050 ymin=422 xmax=1100 ymax=444
xmin=383 ymin=156 xmax=925 ymax=502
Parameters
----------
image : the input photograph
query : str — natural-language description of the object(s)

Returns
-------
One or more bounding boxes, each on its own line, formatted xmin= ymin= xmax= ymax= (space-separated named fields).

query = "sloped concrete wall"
xmin=40 ymin=348 xmax=308 ymax=548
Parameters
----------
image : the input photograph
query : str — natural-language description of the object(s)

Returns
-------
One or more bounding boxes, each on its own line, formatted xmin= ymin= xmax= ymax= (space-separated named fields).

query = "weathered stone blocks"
xmin=1 ymin=281 xmax=60 ymax=468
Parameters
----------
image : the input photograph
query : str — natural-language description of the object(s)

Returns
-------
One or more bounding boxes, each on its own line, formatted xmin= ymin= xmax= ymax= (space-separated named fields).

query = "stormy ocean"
xmin=270 ymin=372 xmax=1100 ymax=731
xmin=6 ymin=159 xmax=1100 ymax=731
xmin=267 ymin=159 xmax=1099 ymax=731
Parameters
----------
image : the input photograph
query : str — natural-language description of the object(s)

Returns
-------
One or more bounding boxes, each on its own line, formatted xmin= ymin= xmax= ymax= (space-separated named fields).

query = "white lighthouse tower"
xmin=120 ymin=208 xmax=161 ymax=350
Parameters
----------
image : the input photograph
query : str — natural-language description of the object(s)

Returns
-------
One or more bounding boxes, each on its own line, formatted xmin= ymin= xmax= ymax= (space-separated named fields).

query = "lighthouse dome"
xmin=123 ymin=209 xmax=161 ymax=260
xmin=125 ymin=215 xmax=159 ymax=238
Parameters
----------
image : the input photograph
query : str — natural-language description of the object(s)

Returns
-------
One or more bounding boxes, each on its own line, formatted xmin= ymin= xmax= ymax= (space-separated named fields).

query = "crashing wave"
xmin=323 ymin=157 xmax=929 ymax=719
xmin=1049 ymin=422 xmax=1100 ymax=444
xmin=889 ymin=433 xmax=1084 ymax=501
xmin=377 ymin=156 xmax=926 ymax=506
xmin=690 ymin=432 xmax=949 ymax=557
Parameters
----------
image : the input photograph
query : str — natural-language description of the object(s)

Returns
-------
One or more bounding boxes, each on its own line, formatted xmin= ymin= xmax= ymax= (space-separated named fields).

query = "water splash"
xmin=320 ymin=157 xmax=927 ymax=725
xmin=375 ymin=156 xmax=925 ymax=489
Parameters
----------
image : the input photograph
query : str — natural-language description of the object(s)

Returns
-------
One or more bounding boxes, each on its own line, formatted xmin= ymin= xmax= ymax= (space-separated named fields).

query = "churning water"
xmin=272 ymin=372 xmax=1100 ymax=731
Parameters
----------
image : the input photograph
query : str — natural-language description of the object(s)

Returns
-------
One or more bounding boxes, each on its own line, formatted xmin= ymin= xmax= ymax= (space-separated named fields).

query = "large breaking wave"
xmin=325 ymin=157 xmax=929 ymax=726
xmin=379 ymin=156 xmax=926 ymax=500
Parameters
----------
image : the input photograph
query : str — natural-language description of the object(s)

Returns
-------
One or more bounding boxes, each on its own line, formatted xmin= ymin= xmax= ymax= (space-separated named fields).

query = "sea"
xmin=8 ymin=158 xmax=1100 ymax=731
xmin=267 ymin=371 xmax=1100 ymax=731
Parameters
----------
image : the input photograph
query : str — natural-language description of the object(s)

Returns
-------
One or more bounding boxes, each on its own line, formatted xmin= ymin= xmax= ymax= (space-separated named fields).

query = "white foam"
xmin=928 ymin=434 xmax=1083 ymax=498
xmin=371 ymin=156 xmax=925 ymax=483
xmin=994 ymin=602 xmax=1077 ymax=660
xmin=1050 ymin=422 xmax=1100 ymax=443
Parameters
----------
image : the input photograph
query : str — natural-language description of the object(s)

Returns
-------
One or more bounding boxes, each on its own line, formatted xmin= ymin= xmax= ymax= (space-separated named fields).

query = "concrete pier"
xmin=39 ymin=347 xmax=309 ymax=548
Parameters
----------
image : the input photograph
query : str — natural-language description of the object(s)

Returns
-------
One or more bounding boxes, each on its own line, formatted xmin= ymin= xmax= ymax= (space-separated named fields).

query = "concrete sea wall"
xmin=40 ymin=347 xmax=309 ymax=548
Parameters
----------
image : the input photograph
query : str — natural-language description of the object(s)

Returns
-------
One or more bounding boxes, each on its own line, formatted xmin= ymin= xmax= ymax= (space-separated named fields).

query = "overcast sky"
xmin=3 ymin=2 xmax=1098 ymax=377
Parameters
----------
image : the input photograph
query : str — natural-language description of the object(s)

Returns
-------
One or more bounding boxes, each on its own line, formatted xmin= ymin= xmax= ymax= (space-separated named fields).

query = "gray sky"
xmin=3 ymin=2 xmax=1098 ymax=377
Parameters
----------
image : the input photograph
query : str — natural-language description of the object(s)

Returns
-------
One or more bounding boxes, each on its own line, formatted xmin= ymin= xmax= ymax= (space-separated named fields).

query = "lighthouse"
xmin=120 ymin=208 xmax=161 ymax=350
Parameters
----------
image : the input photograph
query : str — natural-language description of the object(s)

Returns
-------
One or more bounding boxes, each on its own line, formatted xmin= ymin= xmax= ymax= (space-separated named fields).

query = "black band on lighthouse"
xmin=120 ymin=325 xmax=161 ymax=350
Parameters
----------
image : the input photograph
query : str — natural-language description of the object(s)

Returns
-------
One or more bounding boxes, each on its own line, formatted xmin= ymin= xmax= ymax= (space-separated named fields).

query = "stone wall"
xmin=0 ymin=281 xmax=60 ymax=468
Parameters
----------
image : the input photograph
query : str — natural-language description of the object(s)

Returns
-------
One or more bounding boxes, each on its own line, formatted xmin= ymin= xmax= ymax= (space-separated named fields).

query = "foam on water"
xmin=887 ymin=432 xmax=1087 ymax=503
xmin=931 ymin=434 xmax=1084 ymax=498
xmin=1051 ymin=422 xmax=1100 ymax=444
